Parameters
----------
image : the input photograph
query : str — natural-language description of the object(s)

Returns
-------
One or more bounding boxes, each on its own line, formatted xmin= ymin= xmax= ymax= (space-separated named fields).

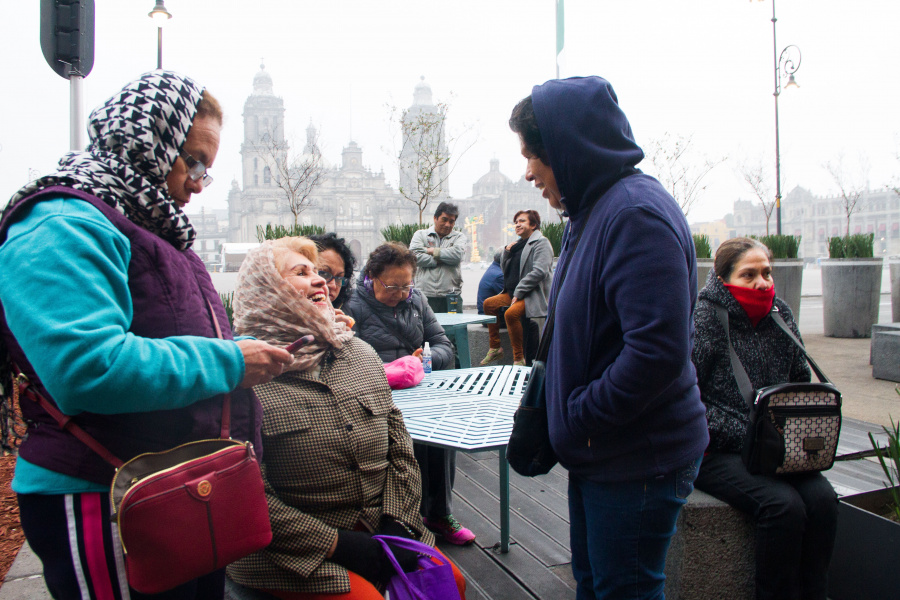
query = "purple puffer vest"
xmin=0 ymin=187 xmax=263 ymax=485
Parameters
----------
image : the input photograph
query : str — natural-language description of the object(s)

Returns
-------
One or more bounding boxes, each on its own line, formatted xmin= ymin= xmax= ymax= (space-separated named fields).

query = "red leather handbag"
xmin=110 ymin=437 xmax=272 ymax=594
xmin=15 ymin=303 xmax=272 ymax=594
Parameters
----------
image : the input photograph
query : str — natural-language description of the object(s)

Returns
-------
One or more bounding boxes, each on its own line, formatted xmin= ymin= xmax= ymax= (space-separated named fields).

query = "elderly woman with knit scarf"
xmin=692 ymin=237 xmax=837 ymax=600
xmin=226 ymin=237 xmax=466 ymax=600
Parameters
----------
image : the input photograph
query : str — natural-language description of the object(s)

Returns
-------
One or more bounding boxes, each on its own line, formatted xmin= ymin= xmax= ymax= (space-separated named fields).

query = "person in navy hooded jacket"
xmin=509 ymin=77 xmax=709 ymax=600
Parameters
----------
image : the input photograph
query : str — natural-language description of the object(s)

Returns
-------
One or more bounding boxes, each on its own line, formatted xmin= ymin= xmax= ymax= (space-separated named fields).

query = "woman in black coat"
xmin=692 ymin=237 xmax=838 ymax=600
xmin=343 ymin=242 xmax=474 ymax=546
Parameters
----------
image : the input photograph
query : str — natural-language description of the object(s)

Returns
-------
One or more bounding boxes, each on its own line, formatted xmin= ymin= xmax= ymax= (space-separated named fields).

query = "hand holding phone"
xmin=285 ymin=335 xmax=315 ymax=353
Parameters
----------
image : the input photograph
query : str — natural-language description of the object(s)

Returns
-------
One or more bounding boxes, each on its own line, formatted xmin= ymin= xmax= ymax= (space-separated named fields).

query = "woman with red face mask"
xmin=691 ymin=237 xmax=838 ymax=600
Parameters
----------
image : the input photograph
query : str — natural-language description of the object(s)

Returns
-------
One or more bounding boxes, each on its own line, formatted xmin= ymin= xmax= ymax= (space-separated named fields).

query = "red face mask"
xmin=723 ymin=283 xmax=775 ymax=327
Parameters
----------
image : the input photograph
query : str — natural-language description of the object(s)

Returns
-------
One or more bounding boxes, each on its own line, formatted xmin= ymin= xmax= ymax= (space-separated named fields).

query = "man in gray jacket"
xmin=409 ymin=201 xmax=468 ymax=314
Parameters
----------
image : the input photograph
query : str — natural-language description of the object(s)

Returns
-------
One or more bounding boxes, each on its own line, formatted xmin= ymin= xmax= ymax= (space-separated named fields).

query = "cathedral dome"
xmin=413 ymin=76 xmax=433 ymax=106
xmin=253 ymin=62 xmax=274 ymax=95
xmin=473 ymin=158 xmax=511 ymax=196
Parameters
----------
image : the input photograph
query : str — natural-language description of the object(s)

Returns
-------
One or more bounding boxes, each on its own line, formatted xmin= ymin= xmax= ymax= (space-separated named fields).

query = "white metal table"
xmin=391 ymin=365 xmax=530 ymax=552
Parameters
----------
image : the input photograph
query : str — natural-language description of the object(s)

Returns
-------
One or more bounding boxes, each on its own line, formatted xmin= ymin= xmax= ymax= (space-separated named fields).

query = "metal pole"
xmin=157 ymin=26 xmax=163 ymax=69
xmin=70 ymin=74 xmax=85 ymax=150
xmin=772 ymin=0 xmax=782 ymax=235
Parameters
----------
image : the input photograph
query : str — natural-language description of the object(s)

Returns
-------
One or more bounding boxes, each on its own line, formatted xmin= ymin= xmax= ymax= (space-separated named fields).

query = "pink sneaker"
xmin=424 ymin=515 xmax=476 ymax=545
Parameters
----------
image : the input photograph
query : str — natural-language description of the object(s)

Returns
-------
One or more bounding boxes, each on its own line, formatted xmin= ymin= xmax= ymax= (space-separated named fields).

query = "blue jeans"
xmin=569 ymin=456 xmax=702 ymax=600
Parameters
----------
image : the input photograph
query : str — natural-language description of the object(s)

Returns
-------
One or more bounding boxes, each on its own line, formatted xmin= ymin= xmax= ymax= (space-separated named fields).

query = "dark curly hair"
xmin=309 ymin=232 xmax=357 ymax=307
xmin=509 ymin=95 xmax=550 ymax=165
xmin=363 ymin=242 xmax=417 ymax=280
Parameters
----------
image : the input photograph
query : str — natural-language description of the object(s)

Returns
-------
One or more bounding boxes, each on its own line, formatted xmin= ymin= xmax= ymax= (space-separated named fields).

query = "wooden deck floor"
xmin=437 ymin=417 xmax=892 ymax=600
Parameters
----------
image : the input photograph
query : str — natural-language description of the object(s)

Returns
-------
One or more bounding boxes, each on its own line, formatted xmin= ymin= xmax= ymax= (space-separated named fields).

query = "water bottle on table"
xmin=422 ymin=342 xmax=432 ymax=374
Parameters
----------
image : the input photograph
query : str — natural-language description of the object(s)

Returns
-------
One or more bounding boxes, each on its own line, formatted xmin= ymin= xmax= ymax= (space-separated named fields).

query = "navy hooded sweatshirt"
xmin=534 ymin=77 xmax=709 ymax=482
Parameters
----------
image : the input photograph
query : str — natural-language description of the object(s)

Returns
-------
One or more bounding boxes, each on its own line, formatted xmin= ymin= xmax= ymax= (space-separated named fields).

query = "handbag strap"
xmin=206 ymin=299 xmax=232 ymax=438
xmin=13 ymin=298 xmax=235 ymax=469
xmin=372 ymin=535 xmax=450 ymax=600
xmin=713 ymin=303 xmax=831 ymax=409
xmin=13 ymin=368 xmax=125 ymax=468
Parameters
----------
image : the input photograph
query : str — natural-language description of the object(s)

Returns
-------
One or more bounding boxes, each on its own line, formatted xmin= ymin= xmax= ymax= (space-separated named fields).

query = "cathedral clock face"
xmin=351 ymin=158 xmax=358 ymax=166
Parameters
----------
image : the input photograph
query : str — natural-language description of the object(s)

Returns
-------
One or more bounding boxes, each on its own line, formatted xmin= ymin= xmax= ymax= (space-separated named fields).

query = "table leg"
xmin=499 ymin=446 xmax=510 ymax=553
xmin=454 ymin=329 xmax=472 ymax=369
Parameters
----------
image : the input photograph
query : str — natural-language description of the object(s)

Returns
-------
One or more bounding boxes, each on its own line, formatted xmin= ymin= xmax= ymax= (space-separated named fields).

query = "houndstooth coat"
xmin=227 ymin=337 xmax=434 ymax=594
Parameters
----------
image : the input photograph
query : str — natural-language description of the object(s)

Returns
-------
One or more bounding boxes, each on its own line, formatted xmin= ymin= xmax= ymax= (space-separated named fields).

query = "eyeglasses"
xmin=376 ymin=277 xmax=414 ymax=293
xmin=179 ymin=149 xmax=213 ymax=188
xmin=318 ymin=271 xmax=349 ymax=287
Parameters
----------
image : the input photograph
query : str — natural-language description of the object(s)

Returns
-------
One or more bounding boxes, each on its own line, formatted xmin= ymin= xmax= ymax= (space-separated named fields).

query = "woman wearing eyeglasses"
xmin=0 ymin=72 xmax=291 ymax=599
xmin=343 ymin=243 xmax=475 ymax=545
xmin=309 ymin=232 xmax=356 ymax=310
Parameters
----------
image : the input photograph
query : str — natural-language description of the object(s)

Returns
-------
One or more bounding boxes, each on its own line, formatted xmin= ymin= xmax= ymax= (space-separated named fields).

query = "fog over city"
xmin=2 ymin=0 xmax=898 ymax=224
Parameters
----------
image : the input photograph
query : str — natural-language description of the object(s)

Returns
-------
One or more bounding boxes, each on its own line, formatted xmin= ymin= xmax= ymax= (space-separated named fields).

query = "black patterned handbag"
xmin=715 ymin=305 xmax=842 ymax=475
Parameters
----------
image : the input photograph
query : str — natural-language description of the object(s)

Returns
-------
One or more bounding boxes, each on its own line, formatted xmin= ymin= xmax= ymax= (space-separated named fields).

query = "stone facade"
xmin=732 ymin=186 xmax=900 ymax=259
xmin=223 ymin=65 xmax=546 ymax=264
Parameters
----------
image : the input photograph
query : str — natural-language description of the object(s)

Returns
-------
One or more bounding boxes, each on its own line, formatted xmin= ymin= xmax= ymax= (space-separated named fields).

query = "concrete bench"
xmin=872 ymin=330 xmax=900 ymax=382
xmin=869 ymin=323 xmax=900 ymax=365
xmin=664 ymin=489 xmax=756 ymax=600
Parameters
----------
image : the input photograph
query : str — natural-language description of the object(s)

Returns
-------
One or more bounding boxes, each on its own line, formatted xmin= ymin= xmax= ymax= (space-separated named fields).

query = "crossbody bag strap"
xmin=13 ymin=367 xmax=125 ymax=468
xmin=769 ymin=310 xmax=831 ymax=384
xmin=206 ymin=299 xmax=232 ymax=438
xmin=713 ymin=305 xmax=756 ymax=408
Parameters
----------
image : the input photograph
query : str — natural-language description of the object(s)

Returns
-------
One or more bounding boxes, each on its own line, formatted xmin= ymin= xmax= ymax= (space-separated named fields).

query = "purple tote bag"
xmin=372 ymin=535 xmax=461 ymax=600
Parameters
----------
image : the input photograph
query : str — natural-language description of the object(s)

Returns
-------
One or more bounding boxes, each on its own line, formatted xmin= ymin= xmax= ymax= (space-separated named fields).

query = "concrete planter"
xmin=822 ymin=257 xmax=883 ymax=338
xmin=828 ymin=487 xmax=900 ymax=600
xmin=889 ymin=256 xmax=900 ymax=322
xmin=771 ymin=259 xmax=803 ymax=321
xmin=696 ymin=258 xmax=715 ymax=293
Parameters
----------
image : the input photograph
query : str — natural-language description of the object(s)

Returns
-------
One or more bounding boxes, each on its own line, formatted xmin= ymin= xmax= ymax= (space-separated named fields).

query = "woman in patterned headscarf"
xmin=227 ymin=237 xmax=466 ymax=600
xmin=0 ymin=72 xmax=293 ymax=599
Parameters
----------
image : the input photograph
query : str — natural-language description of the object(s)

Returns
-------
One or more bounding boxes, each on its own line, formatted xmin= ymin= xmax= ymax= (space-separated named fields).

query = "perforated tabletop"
xmin=391 ymin=365 xmax=530 ymax=451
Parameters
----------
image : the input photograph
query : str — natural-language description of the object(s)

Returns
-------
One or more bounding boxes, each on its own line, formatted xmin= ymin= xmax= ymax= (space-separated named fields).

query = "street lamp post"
xmin=148 ymin=1 xmax=172 ymax=69
xmin=768 ymin=0 xmax=800 ymax=235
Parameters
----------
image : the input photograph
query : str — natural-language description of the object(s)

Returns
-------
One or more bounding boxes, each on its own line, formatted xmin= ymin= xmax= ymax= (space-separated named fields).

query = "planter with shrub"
xmin=822 ymin=234 xmax=882 ymax=338
xmin=693 ymin=234 xmax=714 ymax=292
xmin=828 ymin=414 xmax=900 ymax=600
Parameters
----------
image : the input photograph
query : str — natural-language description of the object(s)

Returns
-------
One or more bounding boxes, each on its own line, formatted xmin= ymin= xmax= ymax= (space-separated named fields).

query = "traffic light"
xmin=40 ymin=0 xmax=95 ymax=79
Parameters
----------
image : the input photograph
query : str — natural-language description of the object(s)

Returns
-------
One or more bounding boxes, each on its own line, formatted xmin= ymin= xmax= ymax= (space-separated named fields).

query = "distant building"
xmin=223 ymin=64 xmax=545 ymax=263
xmin=187 ymin=207 xmax=228 ymax=269
xmin=689 ymin=219 xmax=734 ymax=254
xmin=732 ymin=186 xmax=900 ymax=258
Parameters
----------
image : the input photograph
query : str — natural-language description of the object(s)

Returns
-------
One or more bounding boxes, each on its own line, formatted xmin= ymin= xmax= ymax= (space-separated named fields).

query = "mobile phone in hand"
xmin=285 ymin=335 xmax=315 ymax=353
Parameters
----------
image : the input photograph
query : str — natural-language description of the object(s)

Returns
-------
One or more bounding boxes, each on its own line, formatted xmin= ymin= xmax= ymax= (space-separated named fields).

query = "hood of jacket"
xmin=531 ymin=76 xmax=645 ymax=219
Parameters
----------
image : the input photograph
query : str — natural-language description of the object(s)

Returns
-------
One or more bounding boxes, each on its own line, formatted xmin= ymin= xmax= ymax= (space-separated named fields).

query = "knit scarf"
xmin=233 ymin=242 xmax=354 ymax=373
xmin=724 ymin=283 xmax=775 ymax=327
xmin=2 ymin=71 xmax=203 ymax=250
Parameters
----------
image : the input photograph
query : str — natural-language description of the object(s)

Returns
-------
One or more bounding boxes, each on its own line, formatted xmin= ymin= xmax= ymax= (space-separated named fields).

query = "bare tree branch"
xmin=257 ymin=126 xmax=326 ymax=226
xmin=824 ymin=153 xmax=870 ymax=236
xmin=389 ymin=98 xmax=475 ymax=224
xmin=646 ymin=133 xmax=726 ymax=217
xmin=738 ymin=158 xmax=780 ymax=236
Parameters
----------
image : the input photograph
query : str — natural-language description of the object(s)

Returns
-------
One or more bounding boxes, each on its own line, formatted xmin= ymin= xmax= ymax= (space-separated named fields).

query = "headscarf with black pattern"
xmin=3 ymin=70 xmax=205 ymax=250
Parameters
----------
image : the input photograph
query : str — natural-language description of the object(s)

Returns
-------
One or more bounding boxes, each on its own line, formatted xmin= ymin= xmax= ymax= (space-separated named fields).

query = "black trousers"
xmin=413 ymin=443 xmax=456 ymax=519
xmin=695 ymin=452 xmax=839 ymax=600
